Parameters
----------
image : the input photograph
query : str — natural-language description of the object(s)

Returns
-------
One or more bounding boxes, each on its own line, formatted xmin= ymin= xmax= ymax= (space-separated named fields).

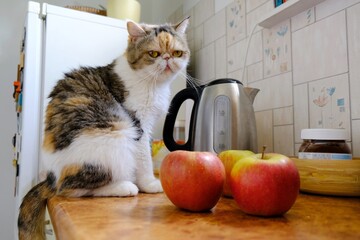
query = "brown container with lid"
xmin=298 ymin=128 xmax=352 ymax=160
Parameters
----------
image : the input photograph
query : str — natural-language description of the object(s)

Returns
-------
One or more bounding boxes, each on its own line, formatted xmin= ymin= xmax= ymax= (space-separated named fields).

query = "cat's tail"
xmin=18 ymin=172 xmax=57 ymax=240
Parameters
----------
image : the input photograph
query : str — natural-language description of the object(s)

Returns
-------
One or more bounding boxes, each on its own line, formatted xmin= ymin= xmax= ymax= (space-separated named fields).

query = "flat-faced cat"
xmin=18 ymin=17 xmax=190 ymax=240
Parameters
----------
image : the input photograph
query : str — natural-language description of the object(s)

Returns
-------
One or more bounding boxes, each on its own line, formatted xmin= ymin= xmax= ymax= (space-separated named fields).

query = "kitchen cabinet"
xmin=48 ymin=193 xmax=360 ymax=239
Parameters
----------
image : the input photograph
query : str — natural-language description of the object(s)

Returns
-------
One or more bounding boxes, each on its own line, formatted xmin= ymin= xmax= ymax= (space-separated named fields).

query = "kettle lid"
xmin=207 ymin=78 xmax=243 ymax=86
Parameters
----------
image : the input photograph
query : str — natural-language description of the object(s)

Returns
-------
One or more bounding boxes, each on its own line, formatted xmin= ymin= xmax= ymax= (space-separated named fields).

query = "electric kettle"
xmin=163 ymin=79 xmax=259 ymax=153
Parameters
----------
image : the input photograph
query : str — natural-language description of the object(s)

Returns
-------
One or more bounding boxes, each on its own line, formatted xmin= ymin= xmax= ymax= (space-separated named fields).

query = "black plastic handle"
xmin=163 ymin=87 xmax=201 ymax=151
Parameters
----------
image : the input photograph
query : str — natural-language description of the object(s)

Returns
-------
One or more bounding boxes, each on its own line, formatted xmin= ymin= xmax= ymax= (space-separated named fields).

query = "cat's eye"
xmin=172 ymin=50 xmax=183 ymax=58
xmin=148 ymin=51 xmax=160 ymax=58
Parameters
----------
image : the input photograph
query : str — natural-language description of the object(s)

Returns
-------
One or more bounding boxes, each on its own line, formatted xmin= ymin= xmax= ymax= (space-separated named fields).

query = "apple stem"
xmin=261 ymin=145 xmax=267 ymax=159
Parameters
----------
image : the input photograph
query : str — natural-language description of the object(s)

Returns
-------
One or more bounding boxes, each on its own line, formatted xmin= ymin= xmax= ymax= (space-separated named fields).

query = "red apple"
xmin=230 ymin=153 xmax=300 ymax=216
xmin=218 ymin=150 xmax=254 ymax=197
xmin=160 ymin=150 xmax=225 ymax=212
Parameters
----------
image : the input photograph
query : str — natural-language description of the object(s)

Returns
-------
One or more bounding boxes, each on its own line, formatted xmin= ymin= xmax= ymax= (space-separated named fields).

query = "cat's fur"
xmin=18 ymin=18 xmax=190 ymax=240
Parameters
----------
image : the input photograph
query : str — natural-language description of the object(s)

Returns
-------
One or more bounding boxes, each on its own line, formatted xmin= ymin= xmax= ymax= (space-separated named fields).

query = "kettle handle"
xmin=163 ymin=87 xmax=200 ymax=151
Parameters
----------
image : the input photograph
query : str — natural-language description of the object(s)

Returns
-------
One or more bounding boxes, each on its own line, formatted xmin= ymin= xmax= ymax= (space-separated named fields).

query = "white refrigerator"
xmin=13 ymin=1 xmax=129 ymax=236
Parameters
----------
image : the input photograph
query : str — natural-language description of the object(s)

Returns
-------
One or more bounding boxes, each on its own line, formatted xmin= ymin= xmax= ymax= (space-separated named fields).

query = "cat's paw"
xmin=138 ymin=179 xmax=163 ymax=193
xmin=93 ymin=181 xmax=139 ymax=197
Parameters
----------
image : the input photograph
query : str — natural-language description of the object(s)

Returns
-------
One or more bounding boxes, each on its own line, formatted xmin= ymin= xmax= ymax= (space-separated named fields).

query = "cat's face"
xmin=125 ymin=18 xmax=190 ymax=83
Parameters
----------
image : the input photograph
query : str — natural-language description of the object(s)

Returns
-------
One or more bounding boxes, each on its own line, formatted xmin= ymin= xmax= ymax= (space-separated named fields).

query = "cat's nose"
xmin=162 ymin=53 xmax=170 ymax=60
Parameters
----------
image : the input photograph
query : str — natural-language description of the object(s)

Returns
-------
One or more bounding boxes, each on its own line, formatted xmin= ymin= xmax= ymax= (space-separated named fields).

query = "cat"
xmin=18 ymin=17 xmax=190 ymax=240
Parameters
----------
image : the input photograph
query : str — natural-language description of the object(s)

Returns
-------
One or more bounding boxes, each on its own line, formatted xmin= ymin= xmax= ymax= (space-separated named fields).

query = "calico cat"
xmin=18 ymin=17 xmax=190 ymax=240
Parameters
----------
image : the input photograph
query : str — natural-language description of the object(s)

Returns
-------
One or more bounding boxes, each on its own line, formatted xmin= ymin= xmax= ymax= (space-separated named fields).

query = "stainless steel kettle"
xmin=163 ymin=79 xmax=259 ymax=153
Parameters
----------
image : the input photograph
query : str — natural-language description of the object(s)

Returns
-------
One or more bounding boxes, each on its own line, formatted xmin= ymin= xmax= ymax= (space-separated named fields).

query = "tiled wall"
xmin=167 ymin=0 xmax=360 ymax=157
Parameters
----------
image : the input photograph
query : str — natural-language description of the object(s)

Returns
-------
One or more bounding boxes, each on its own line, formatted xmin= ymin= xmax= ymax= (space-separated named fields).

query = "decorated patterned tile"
xmin=263 ymin=19 xmax=291 ymax=77
xmin=308 ymin=73 xmax=351 ymax=135
xmin=291 ymin=7 xmax=315 ymax=32
xmin=226 ymin=0 xmax=246 ymax=46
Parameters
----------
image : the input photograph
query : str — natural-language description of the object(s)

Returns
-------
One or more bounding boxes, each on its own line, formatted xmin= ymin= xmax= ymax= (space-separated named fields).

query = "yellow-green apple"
xmin=230 ymin=153 xmax=300 ymax=216
xmin=160 ymin=150 xmax=225 ymax=212
xmin=218 ymin=150 xmax=254 ymax=197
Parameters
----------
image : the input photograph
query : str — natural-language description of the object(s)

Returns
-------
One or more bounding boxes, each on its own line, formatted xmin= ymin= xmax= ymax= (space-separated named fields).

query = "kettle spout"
xmin=243 ymin=87 xmax=260 ymax=104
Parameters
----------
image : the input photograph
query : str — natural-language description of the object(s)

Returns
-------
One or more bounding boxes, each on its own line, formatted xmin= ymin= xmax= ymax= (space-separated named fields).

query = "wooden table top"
xmin=48 ymin=193 xmax=360 ymax=240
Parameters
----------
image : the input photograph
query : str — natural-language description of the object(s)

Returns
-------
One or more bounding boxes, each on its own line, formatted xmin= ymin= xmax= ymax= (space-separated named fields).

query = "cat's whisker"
xmin=178 ymin=71 xmax=201 ymax=94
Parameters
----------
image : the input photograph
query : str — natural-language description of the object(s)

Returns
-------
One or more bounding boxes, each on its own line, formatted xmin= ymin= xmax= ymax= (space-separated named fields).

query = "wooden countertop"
xmin=48 ymin=193 xmax=360 ymax=240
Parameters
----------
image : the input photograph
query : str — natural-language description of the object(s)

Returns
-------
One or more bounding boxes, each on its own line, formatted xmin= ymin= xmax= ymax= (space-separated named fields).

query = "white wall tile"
xmin=352 ymin=119 xmax=360 ymax=157
xmin=174 ymin=5 xmax=184 ymax=22
xmin=183 ymin=7 xmax=194 ymax=30
xmin=194 ymin=24 xmax=204 ymax=51
xmin=187 ymin=27 xmax=194 ymax=42
xmin=255 ymin=110 xmax=273 ymax=152
xmin=194 ymin=43 xmax=215 ymax=84
xmin=227 ymin=69 xmax=246 ymax=84
xmin=316 ymin=0 xmax=360 ymax=20
xmin=246 ymin=0 xmax=273 ymax=35
xmin=249 ymin=72 xmax=293 ymax=111
xmin=183 ymin=0 xmax=201 ymax=14
xmin=292 ymin=11 xmax=348 ymax=84
xmin=246 ymin=30 xmax=263 ymax=66
xmin=263 ymin=20 xmax=291 ymax=77
xmin=274 ymin=106 xmax=293 ymax=126
xmin=347 ymin=3 xmax=360 ymax=119
xmin=215 ymin=36 xmax=227 ymax=79
xmin=227 ymin=30 xmax=262 ymax=76
xmin=204 ymin=9 xmax=226 ymax=46
xmin=194 ymin=0 xmax=214 ymax=27
xmin=247 ymin=62 xmax=263 ymax=83
xmin=291 ymin=7 xmax=315 ymax=32
xmin=294 ymin=84 xmax=309 ymax=143
xmin=215 ymin=0 xmax=233 ymax=13
xmin=294 ymin=143 xmax=301 ymax=156
xmin=274 ymin=125 xmax=294 ymax=156
xmin=308 ymin=73 xmax=351 ymax=136
xmin=188 ymin=38 xmax=196 ymax=74
xmin=246 ymin=0 xmax=270 ymax=13
xmin=226 ymin=0 xmax=246 ymax=46
xmin=227 ymin=38 xmax=246 ymax=73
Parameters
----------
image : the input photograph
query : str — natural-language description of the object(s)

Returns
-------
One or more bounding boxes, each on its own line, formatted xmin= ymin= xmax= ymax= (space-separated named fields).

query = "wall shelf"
xmin=258 ymin=0 xmax=326 ymax=28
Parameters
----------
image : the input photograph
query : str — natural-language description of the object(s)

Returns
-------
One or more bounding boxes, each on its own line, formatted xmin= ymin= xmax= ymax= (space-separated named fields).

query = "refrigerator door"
xmin=16 ymin=2 xmax=129 ymax=232
xmin=15 ymin=0 xmax=43 ymax=213
xmin=39 ymin=4 xmax=128 ymax=174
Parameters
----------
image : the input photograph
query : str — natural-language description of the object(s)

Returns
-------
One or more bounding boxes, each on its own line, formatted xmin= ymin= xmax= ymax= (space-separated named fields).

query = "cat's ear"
xmin=174 ymin=16 xmax=190 ymax=34
xmin=127 ymin=21 xmax=146 ymax=42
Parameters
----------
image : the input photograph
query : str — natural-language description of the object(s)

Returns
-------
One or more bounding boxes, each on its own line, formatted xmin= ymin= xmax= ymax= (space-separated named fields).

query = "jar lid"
xmin=301 ymin=128 xmax=348 ymax=140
